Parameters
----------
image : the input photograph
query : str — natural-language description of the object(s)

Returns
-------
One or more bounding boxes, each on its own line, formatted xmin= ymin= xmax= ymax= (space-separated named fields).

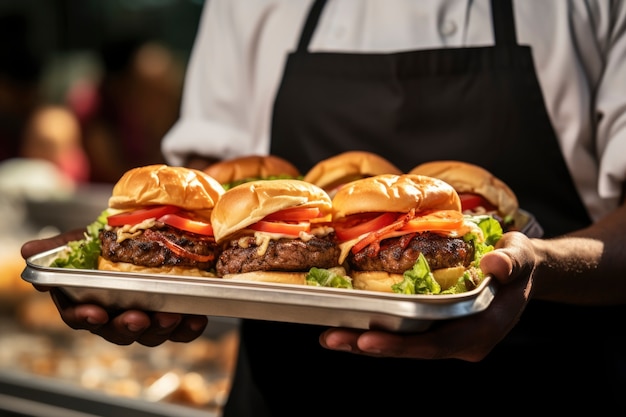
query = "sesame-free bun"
xmin=97 ymin=257 xmax=217 ymax=277
xmin=203 ymin=155 xmax=301 ymax=186
xmin=350 ymin=266 xmax=465 ymax=292
xmin=108 ymin=164 xmax=224 ymax=214
xmin=211 ymin=179 xmax=332 ymax=242
xmin=409 ymin=160 xmax=519 ymax=218
xmin=349 ymin=271 xmax=404 ymax=292
xmin=303 ymin=151 xmax=402 ymax=193
xmin=332 ymin=174 xmax=461 ymax=220
xmin=221 ymin=271 xmax=307 ymax=285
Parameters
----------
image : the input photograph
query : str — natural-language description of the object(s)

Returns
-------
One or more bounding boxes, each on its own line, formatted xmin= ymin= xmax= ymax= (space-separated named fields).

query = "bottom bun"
xmin=222 ymin=271 xmax=307 ymax=285
xmin=97 ymin=257 xmax=217 ymax=278
xmin=352 ymin=267 xmax=466 ymax=292
xmin=350 ymin=271 xmax=404 ymax=293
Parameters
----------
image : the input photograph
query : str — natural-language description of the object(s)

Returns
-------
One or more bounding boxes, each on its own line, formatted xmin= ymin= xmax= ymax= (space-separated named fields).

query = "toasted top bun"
xmin=211 ymin=179 xmax=332 ymax=242
xmin=108 ymin=164 xmax=224 ymax=216
xmin=203 ymin=155 xmax=301 ymax=186
xmin=408 ymin=160 xmax=519 ymax=218
xmin=332 ymin=174 xmax=461 ymax=219
xmin=303 ymin=151 xmax=403 ymax=192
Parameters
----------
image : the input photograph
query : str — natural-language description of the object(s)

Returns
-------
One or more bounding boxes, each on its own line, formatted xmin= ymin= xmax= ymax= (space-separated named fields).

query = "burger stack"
xmin=52 ymin=154 xmax=517 ymax=295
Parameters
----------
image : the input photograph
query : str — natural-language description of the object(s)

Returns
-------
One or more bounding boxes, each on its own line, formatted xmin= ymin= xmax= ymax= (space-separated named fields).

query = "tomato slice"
xmin=107 ymin=205 xmax=180 ymax=227
xmin=401 ymin=210 xmax=465 ymax=232
xmin=263 ymin=207 xmax=321 ymax=222
xmin=334 ymin=212 xmax=398 ymax=242
xmin=159 ymin=213 xmax=214 ymax=236
xmin=459 ymin=193 xmax=497 ymax=212
xmin=348 ymin=210 xmax=464 ymax=254
xmin=249 ymin=220 xmax=310 ymax=236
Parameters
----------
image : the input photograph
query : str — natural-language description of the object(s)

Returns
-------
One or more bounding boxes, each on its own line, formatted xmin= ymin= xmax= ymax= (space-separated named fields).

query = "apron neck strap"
xmin=491 ymin=0 xmax=518 ymax=46
xmin=297 ymin=0 xmax=327 ymax=52
xmin=297 ymin=0 xmax=518 ymax=51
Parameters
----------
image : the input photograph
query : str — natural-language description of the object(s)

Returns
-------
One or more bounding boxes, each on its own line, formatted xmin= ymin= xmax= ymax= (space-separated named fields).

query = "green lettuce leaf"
xmin=50 ymin=210 xmax=108 ymax=270
xmin=306 ymin=267 xmax=353 ymax=289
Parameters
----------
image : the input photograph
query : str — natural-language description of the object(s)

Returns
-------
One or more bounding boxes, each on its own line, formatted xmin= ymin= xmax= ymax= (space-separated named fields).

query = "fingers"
xmin=50 ymin=289 xmax=110 ymax=330
xmin=21 ymin=229 xmax=86 ymax=259
xmin=48 ymin=289 xmax=208 ymax=346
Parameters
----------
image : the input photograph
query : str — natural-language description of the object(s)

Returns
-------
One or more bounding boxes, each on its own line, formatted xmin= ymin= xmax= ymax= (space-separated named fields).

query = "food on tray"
xmin=330 ymin=174 xmax=503 ymax=293
xmin=203 ymin=154 xmax=301 ymax=190
xmin=52 ymin=164 xmax=225 ymax=277
xmin=408 ymin=160 xmax=519 ymax=232
xmin=303 ymin=150 xmax=402 ymax=197
xmin=211 ymin=178 xmax=351 ymax=287
xmin=46 ymin=161 xmax=507 ymax=296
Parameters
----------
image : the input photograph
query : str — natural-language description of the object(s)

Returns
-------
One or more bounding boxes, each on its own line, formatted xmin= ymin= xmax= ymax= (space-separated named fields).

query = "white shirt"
xmin=162 ymin=0 xmax=626 ymax=222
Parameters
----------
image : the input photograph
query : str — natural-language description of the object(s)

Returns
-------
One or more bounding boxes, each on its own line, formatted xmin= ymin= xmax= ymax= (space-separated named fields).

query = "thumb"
xmin=480 ymin=231 xmax=535 ymax=284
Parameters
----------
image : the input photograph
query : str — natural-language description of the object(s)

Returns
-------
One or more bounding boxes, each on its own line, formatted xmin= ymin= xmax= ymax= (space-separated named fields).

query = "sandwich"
xmin=210 ymin=179 xmax=349 ymax=286
xmin=303 ymin=151 xmax=403 ymax=197
xmin=203 ymin=155 xmax=301 ymax=190
xmin=331 ymin=174 xmax=503 ymax=293
xmin=53 ymin=164 xmax=225 ymax=277
xmin=408 ymin=160 xmax=519 ymax=231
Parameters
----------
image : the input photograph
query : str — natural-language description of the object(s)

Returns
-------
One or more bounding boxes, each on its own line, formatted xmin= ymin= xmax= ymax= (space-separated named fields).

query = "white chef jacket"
xmin=161 ymin=0 xmax=626 ymax=223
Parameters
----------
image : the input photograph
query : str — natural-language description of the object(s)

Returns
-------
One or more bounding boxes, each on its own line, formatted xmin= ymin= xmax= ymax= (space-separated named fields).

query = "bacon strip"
xmin=351 ymin=210 xmax=416 ymax=254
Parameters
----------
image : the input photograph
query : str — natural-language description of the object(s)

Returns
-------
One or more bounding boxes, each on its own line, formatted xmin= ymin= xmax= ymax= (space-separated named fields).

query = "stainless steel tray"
xmin=22 ymin=247 xmax=496 ymax=333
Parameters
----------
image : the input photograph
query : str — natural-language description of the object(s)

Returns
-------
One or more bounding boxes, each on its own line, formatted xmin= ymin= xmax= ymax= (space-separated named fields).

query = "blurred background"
xmin=0 ymin=1 xmax=240 ymax=415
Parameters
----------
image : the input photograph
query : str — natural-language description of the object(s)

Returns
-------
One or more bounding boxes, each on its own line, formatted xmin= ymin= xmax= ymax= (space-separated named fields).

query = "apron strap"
xmin=297 ymin=0 xmax=327 ymax=52
xmin=491 ymin=0 xmax=518 ymax=46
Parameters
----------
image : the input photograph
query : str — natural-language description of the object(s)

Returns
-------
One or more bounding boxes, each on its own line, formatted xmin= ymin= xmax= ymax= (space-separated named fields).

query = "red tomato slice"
xmin=401 ymin=210 xmax=464 ymax=232
xmin=249 ymin=220 xmax=310 ymax=236
xmin=159 ymin=213 xmax=214 ymax=236
xmin=107 ymin=205 xmax=180 ymax=227
xmin=334 ymin=212 xmax=398 ymax=242
xmin=263 ymin=207 xmax=321 ymax=222
xmin=459 ymin=193 xmax=497 ymax=212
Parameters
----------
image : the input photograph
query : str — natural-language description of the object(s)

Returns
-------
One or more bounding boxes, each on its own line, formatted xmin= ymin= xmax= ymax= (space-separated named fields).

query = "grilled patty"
xmin=100 ymin=226 xmax=218 ymax=270
xmin=348 ymin=232 xmax=474 ymax=273
xmin=216 ymin=236 xmax=340 ymax=276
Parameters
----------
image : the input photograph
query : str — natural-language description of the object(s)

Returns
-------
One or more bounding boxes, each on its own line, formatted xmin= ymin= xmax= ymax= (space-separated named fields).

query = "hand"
xmin=319 ymin=232 xmax=535 ymax=361
xmin=21 ymin=231 xmax=209 ymax=347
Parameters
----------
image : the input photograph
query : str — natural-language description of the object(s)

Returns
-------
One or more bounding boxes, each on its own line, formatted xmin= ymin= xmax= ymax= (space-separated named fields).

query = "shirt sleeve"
xmin=595 ymin=1 xmax=626 ymax=203
xmin=161 ymin=0 xmax=258 ymax=166
xmin=161 ymin=0 xmax=310 ymax=166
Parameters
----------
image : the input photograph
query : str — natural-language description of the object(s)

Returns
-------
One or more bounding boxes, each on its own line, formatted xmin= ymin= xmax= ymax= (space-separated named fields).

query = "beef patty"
xmin=348 ymin=232 xmax=474 ymax=273
xmin=216 ymin=236 xmax=340 ymax=276
xmin=100 ymin=225 xmax=218 ymax=270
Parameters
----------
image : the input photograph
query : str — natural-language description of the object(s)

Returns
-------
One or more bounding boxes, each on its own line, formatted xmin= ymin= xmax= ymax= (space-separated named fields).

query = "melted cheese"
xmin=115 ymin=218 xmax=157 ymax=243
xmin=250 ymin=224 xmax=333 ymax=257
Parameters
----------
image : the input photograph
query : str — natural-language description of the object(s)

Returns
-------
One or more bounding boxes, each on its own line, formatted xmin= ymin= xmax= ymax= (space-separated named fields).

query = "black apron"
xmin=223 ymin=1 xmax=625 ymax=415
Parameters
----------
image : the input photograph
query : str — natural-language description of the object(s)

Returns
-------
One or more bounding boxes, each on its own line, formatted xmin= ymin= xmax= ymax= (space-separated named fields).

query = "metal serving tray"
xmin=22 ymin=246 xmax=496 ymax=333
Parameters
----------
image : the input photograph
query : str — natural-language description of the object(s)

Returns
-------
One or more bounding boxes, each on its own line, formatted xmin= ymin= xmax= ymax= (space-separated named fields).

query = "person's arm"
xmin=319 ymin=195 xmax=626 ymax=360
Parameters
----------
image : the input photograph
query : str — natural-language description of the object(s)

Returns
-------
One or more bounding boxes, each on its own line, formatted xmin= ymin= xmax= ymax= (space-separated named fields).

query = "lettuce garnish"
xmin=306 ymin=267 xmax=353 ymax=289
xmin=49 ymin=210 xmax=109 ymax=270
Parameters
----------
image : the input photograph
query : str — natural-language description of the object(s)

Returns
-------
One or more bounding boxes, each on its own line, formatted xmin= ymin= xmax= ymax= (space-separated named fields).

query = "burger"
xmin=96 ymin=164 xmax=225 ymax=277
xmin=303 ymin=151 xmax=403 ymax=197
xmin=330 ymin=174 xmax=503 ymax=293
xmin=408 ymin=160 xmax=519 ymax=231
xmin=203 ymin=155 xmax=301 ymax=190
xmin=210 ymin=179 xmax=348 ymax=286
